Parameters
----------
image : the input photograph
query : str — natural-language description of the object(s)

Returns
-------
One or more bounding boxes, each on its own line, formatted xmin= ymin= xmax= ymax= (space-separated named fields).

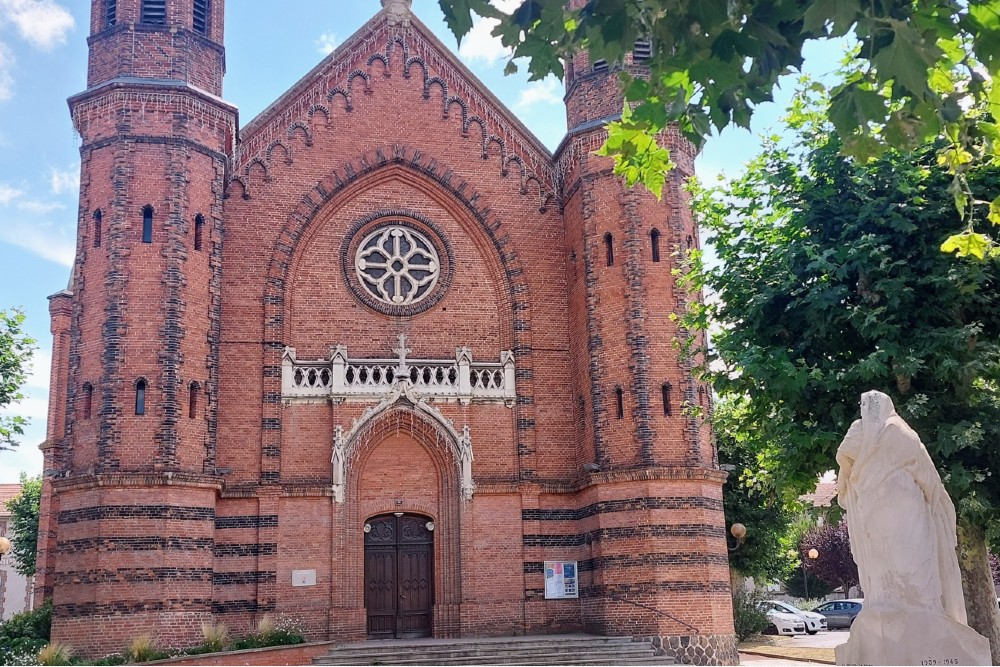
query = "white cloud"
xmin=0 ymin=181 xmax=23 ymax=204
xmin=458 ymin=0 xmax=520 ymax=66
xmin=48 ymin=165 xmax=78 ymax=194
xmin=24 ymin=346 xmax=51 ymax=391
xmin=0 ymin=0 xmax=75 ymax=51
xmin=316 ymin=32 xmax=338 ymax=56
xmin=18 ymin=199 xmax=64 ymax=215
xmin=0 ymin=219 xmax=75 ymax=266
xmin=515 ymin=76 xmax=562 ymax=111
xmin=0 ymin=41 xmax=13 ymax=101
xmin=0 ymin=393 xmax=47 ymax=428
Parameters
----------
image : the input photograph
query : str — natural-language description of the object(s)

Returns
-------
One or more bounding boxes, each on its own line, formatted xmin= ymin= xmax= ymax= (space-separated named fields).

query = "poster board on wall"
xmin=544 ymin=560 xmax=578 ymax=599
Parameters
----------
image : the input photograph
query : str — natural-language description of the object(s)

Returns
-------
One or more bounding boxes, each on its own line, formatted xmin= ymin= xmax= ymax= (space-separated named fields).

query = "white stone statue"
xmin=459 ymin=425 xmax=475 ymax=502
xmin=331 ymin=425 xmax=347 ymax=504
xmin=834 ymin=390 xmax=990 ymax=666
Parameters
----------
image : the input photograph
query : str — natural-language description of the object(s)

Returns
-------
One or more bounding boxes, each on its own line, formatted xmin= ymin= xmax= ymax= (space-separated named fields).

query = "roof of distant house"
xmin=801 ymin=481 xmax=837 ymax=508
xmin=0 ymin=484 xmax=23 ymax=513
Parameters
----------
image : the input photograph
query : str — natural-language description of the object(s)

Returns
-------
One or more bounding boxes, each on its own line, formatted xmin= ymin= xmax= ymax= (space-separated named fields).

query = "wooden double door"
xmin=364 ymin=513 xmax=434 ymax=638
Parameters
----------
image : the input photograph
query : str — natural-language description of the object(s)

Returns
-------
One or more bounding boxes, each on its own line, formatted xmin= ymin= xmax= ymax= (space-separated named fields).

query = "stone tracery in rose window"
xmin=355 ymin=225 xmax=440 ymax=306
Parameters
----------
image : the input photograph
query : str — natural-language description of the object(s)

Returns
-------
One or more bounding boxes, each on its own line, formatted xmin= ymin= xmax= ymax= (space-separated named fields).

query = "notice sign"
xmin=544 ymin=560 xmax=578 ymax=599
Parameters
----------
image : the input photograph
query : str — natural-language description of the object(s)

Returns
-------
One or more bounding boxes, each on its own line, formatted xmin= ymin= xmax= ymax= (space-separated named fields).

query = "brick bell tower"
xmin=558 ymin=2 xmax=737 ymax=661
xmin=37 ymin=0 xmax=236 ymax=654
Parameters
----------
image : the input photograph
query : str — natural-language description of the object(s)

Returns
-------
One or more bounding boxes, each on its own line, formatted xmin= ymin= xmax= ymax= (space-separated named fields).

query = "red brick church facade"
xmin=37 ymin=0 xmax=736 ymax=662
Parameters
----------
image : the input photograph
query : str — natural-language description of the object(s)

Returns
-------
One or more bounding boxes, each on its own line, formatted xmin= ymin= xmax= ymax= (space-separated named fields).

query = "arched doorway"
xmin=364 ymin=512 xmax=434 ymax=638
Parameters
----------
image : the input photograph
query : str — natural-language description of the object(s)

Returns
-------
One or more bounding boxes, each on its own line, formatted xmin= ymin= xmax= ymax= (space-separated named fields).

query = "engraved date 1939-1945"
xmin=921 ymin=659 xmax=959 ymax=665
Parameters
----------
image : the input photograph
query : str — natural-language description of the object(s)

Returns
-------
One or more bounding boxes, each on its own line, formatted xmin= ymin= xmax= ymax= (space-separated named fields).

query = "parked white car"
xmin=766 ymin=599 xmax=828 ymax=634
xmin=759 ymin=602 xmax=806 ymax=636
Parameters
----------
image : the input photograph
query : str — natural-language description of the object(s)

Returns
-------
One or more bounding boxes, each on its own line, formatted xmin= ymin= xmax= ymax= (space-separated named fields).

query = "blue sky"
xmin=0 ymin=0 xmax=842 ymax=483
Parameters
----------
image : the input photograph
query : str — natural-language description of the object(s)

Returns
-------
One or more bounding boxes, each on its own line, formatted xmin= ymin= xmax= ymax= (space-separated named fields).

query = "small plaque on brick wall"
xmin=543 ymin=561 xmax=578 ymax=599
xmin=292 ymin=569 xmax=316 ymax=587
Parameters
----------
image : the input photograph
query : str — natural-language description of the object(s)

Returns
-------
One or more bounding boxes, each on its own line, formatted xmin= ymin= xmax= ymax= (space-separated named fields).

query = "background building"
xmin=36 ymin=0 xmax=736 ymax=663
xmin=0 ymin=483 xmax=33 ymax=621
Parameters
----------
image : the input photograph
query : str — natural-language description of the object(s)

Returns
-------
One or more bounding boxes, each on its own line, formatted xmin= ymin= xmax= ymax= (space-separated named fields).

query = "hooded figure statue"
xmin=836 ymin=390 xmax=965 ymax=621
xmin=834 ymin=390 xmax=990 ymax=665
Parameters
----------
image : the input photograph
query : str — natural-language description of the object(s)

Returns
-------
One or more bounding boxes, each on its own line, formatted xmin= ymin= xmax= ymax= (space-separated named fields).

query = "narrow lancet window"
xmin=142 ymin=206 xmax=153 ymax=244
xmin=189 ymin=382 xmax=200 ymax=419
xmin=604 ymin=232 xmax=615 ymax=267
xmin=135 ymin=379 xmax=147 ymax=416
xmin=615 ymin=386 xmax=624 ymax=420
xmin=650 ymin=229 xmax=661 ymax=263
xmin=194 ymin=214 xmax=204 ymax=251
xmin=82 ymin=383 xmax=93 ymax=420
xmin=106 ymin=0 xmax=117 ymax=27
xmin=662 ymin=382 xmax=672 ymax=416
xmin=93 ymin=210 xmax=102 ymax=248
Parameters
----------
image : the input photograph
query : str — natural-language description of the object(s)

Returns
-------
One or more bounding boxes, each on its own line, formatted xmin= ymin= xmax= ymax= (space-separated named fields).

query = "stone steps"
xmin=313 ymin=634 xmax=675 ymax=666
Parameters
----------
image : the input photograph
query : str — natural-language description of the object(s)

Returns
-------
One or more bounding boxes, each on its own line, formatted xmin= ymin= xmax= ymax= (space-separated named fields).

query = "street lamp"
xmin=802 ymin=548 xmax=819 ymax=598
xmin=727 ymin=523 xmax=747 ymax=552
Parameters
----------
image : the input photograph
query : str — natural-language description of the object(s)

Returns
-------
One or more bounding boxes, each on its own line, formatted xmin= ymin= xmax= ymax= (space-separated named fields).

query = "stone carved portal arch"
xmin=332 ymin=382 xmax=474 ymax=503
xmin=339 ymin=405 xmax=463 ymax=639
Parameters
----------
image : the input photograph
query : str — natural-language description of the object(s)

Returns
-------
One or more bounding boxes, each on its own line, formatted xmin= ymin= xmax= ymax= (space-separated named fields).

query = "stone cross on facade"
xmin=393 ymin=333 xmax=411 ymax=377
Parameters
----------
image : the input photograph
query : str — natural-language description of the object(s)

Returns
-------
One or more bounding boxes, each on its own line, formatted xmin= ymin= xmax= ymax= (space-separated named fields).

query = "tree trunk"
xmin=956 ymin=518 xmax=1000 ymax=664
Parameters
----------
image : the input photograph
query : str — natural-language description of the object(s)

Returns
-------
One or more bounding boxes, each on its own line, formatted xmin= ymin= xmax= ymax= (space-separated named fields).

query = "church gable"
xmin=229 ymin=10 xmax=557 ymax=211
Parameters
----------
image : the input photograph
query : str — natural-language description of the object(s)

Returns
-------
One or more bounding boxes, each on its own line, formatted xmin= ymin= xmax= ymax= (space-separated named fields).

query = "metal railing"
xmin=605 ymin=593 xmax=700 ymax=634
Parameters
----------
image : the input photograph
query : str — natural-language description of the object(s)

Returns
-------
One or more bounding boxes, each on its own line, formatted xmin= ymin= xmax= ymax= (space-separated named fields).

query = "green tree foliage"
xmin=718 ymin=397 xmax=797 ymax=583
xmin=730 ymin=586 xmax=770 ymax=641
xmin=438 ymin=0 xmax=1000 ymax=254
xmin=801 ymin=522 xmax=860 ymax=598
xmin=6 ymin=473 xmax=42 ymax=577
xmin=686 ymin=89 xmax=1000 ymax=654
xmin=783 ymin=563 xmax=834 ymax=600
xmin=0 ymin=600 xmax=51 ymax=666
xmin=0 ymin=308 xmax=35 ymax=452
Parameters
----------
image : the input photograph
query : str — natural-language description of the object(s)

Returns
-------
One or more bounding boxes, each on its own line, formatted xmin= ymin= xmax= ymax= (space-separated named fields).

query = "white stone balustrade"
xmin=282 ymin=336 xmax=515 ymax=406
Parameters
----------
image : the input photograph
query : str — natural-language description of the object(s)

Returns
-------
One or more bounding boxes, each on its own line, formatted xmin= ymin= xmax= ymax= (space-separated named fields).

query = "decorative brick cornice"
xmin=230 ymin=17 xmax=556 ymax=210
xmin=69 ymin=83 xmax=236 ymax=140
xmin=51 ymin=472 xmax=224 ymax=492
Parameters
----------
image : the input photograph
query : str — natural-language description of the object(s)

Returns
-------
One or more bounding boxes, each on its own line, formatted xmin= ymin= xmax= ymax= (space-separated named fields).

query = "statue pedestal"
xmin=836 ymin=609 xmax=990 ymax=666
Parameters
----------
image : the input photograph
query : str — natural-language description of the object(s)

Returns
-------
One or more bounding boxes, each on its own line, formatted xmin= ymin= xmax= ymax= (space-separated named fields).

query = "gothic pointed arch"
xmin=329 ymin=379 xmax=474 ymax=503
xmin=258 ymin=147 xmax=539 ymax=483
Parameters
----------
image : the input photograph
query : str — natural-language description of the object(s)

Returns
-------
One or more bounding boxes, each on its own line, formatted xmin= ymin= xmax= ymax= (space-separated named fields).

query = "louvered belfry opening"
xmin=193 ymin=0 xmax=210 ymax=34
xmin=140 ymin=0 xmax=167 ymax=25
xmin=634 ymin=39 xmax=652 ymax=62
xmin=105 ymin=0 xmax=117 ymax=27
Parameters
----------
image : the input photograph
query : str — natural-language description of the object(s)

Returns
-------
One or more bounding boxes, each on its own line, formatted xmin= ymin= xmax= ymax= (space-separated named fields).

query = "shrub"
xmin=731 ymin=586 xmax=770 ymax=641
xmin=200 ymin=622 xmax=229 ymax=653
xmin=37 ymin=642 xmax=73 ymax=666
xmin=123 ymin=633 xmax=167 ymax=663
xmin=255 ymin=614 xmax=276 ymax=643
xmin=0 ymin=600 xmax=52 ymax=665
xmin=228 ymin=614 xmax=305 ymax=651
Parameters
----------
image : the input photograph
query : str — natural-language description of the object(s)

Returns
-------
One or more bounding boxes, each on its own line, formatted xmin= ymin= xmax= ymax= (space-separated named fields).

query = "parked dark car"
xmin=813 ymin=599 xmax=862 ymax=629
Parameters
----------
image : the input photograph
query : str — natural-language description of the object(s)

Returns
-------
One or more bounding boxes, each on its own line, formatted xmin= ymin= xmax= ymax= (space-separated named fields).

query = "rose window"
xmin=355 ymin=225 xmax=441 ymax=306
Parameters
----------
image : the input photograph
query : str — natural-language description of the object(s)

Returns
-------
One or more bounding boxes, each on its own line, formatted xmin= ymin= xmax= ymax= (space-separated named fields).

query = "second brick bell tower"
xmin=37 ymin=0 xmax=237 ymax=652
xmin=557 ymin=0 xmax=736 ymax=658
